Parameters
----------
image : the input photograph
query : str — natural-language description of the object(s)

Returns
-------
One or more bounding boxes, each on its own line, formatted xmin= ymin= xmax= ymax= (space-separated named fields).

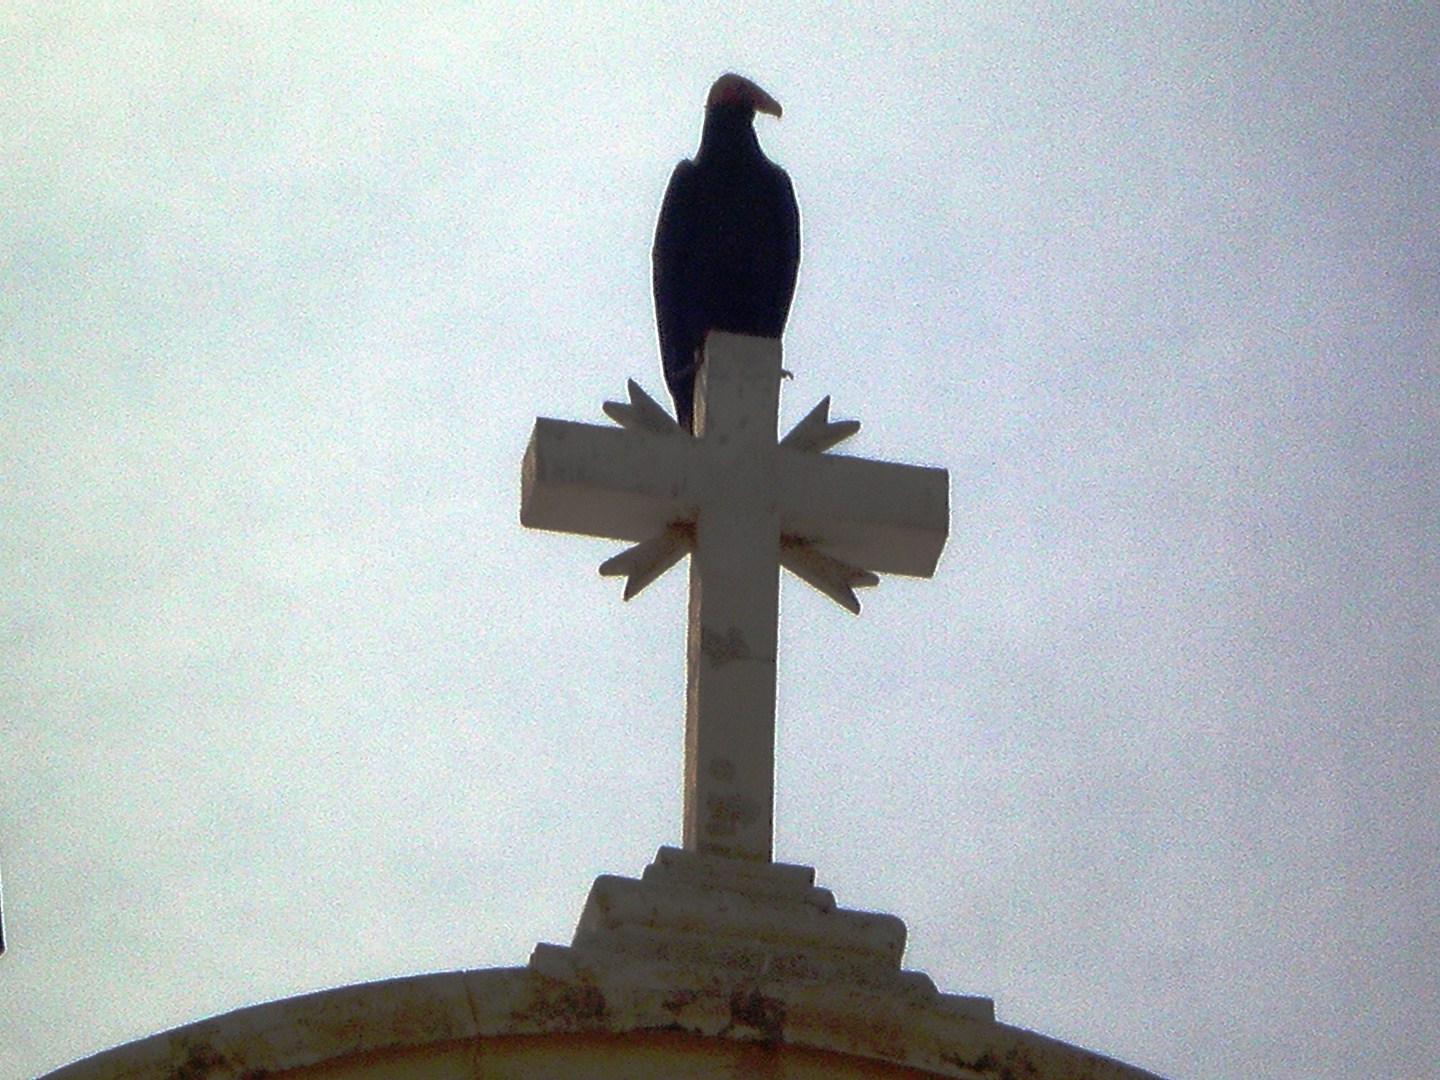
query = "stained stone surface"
xmin=530 ymin=846 xmax=970 ymax=1016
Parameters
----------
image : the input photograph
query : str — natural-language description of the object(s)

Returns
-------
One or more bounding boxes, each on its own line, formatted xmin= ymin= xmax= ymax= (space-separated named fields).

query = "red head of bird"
xmin=706 ymin=73 xmax=783 ymax=119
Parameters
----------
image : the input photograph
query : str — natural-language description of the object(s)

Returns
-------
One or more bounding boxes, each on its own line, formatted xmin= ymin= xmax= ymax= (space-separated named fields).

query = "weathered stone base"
xmin=529 ymin=845 xmax=993 ymax=1034
xmin=40 ymin=849 xmax=1169 ymax=1080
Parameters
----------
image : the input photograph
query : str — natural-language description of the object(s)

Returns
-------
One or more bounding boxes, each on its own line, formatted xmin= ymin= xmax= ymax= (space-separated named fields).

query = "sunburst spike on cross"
xmin=599 ymin=522 xmax=695 ymax=600
xmin=780 ymin=395 xmax=861 ymax=453
xmin=602 ymin=379 xmax=682 ymax=435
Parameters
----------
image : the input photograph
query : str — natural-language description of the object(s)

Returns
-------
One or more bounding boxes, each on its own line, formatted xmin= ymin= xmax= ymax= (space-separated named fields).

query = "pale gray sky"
xmin=2 ymin=4 xmax=1436 ymax=1079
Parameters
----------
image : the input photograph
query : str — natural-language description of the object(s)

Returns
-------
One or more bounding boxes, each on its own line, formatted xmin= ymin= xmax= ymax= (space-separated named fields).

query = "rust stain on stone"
xmin=663 ymin=989 xmax=701 ymax=1015
xmin=942 ymin=1045 xmax=1042 ymax=1080
xmin=701 ymin=626 xmax=750 ymax=666
xmin=797 ymin=1005 xmax=909 ymax=1067
xmin=704 ymin=792 xmax=758 ymax=839
xmin=726 ymin=987 xmax=786 ymax=1043
xmin=512 ymin=979 xmax=610 ymax=1031
xmin=166 ymin=1040 xmax=237 ymax=1080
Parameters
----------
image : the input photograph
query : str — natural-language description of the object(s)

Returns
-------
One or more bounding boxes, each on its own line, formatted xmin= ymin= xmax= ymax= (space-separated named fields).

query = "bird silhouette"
xmin=652 ymin=74 xmax=801 ymax=431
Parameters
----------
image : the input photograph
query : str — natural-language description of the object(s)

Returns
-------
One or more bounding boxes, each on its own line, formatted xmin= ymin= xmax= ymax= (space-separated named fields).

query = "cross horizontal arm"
xmin=778 ymin=449 xmax=949 ymax=578
xmin=521 ymin=418 xmax=701 ymax=543
xmin=523 ymin=419 xmax=951 ymax=581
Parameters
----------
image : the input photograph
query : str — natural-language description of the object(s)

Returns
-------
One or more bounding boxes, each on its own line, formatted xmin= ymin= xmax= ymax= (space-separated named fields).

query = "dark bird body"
xmin=653 ymin=75 xmax=800 ymax=430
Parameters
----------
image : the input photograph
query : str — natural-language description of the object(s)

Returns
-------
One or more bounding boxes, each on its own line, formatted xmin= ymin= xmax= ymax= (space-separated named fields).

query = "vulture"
xmin=652 ymin=73 xmax=801 ymax=431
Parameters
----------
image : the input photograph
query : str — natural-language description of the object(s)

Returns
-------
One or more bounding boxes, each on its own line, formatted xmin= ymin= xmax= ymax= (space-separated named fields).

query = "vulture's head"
xmin=707 ymin=73 xmax=783 ymax=119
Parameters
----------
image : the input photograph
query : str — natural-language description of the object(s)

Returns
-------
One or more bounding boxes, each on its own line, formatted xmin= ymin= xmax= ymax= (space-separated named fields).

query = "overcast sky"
xmin=2 ymin=4 xmax=1436 ymax=1079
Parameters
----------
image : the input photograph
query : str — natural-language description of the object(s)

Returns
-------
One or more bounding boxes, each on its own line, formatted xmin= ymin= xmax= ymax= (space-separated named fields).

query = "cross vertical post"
xmin=685 ymin=334 xmax=782 ymax=862
xmin=520 ymin=330 xmax=950 ymax=867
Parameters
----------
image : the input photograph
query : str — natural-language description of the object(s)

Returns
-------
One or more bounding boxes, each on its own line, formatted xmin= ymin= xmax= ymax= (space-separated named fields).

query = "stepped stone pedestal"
xmin=529 ymin=845 xmax=994 ymax=1041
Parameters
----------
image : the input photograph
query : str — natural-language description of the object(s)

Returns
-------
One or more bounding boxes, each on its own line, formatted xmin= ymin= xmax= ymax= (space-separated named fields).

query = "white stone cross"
xmin=521 ymin=332 xmax=948 ymax=862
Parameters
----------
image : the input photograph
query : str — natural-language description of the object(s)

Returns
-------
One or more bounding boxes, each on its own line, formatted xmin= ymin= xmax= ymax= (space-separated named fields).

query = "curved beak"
xmin=708 ymin=73 xmax=784 ymax=119
xmin=753 ymin=88 xmax=783 ymax=119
